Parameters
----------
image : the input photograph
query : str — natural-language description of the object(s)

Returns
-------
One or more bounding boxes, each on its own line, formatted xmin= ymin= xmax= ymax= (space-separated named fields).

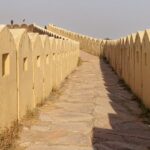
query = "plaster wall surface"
xmin=0 ymin=26 xmax=18 ymax=130
xmin=103 ymin=31 xmax=150 ymax=109
xmin=10 ymin=29 xmax=34 ymax=119
xmin=28 ymin=33 xmax=44 ymax=106
xmin=40 ymin=35 xmax=52 ymax=100
xmin=142 ymin=30 xmax=150 ymax=108
xmin=47 ymin=24 xmax=102 ymax=56
xmin=0 ymin=24 xmax=79 ymax=132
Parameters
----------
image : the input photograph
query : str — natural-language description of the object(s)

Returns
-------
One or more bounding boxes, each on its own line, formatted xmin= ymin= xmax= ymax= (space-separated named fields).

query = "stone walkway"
xmin=15 ymin=51 xmax=150 ymax=150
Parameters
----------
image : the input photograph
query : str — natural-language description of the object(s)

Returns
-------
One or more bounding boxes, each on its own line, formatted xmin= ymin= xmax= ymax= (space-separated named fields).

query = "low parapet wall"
xmin=2 ymin=23 xmax=150 ymax=132
xmin=47 ymin=24 xmax=105 ymax=56
xmin=7 ymin=24 xmax=68 ymax=39
xmin=0 ymin=24 xmax=79 ymax=132
xmin=103 ymin=30 xmax=150 ymax=109
xmin=47 ymin=24 xmax=150 ymax=109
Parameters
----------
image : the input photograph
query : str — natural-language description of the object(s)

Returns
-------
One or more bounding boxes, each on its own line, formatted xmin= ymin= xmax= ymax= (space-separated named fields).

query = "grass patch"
xmin=36 ymin=101 xmax=45 ymax=108
xmin=52 ymin=88 xmax=59 ymax=93
xmin=0 ymin=121 xmax=20 ymax=150
xmin=25 ymin=108 xmax=39 ymax=120
xmin=77 ymin=57 xmax=83 ymax=66
xmin=52 ymin=89 xmax=63 ymax=97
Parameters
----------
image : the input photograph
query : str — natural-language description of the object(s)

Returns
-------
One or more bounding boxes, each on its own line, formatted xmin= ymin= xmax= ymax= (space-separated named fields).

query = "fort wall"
xmin=46 ymin=24 xmax=150 ymax=109
xmin=0 ymin=24 xmax=79 ymax=131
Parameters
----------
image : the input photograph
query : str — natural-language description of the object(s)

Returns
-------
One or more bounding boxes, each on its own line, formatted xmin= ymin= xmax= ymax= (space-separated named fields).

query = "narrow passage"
xmin=15 ymin=51 xmax=150 ymax=150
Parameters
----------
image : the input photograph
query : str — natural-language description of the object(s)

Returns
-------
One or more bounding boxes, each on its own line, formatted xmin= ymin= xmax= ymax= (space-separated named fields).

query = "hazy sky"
xmin=0 ymin=0 xmax=150 ymax=39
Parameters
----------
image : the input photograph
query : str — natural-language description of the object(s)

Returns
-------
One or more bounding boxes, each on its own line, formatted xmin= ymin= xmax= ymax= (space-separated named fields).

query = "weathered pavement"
xmin=15 ymin=51 xmax=150 ymax=150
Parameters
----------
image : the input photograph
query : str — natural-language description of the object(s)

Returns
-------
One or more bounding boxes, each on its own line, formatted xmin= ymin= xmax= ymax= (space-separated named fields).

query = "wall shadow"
xmin=92 ymin=59 xmax=150 ymax=150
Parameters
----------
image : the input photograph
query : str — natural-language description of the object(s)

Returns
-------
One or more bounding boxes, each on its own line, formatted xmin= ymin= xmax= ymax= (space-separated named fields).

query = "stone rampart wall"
xmin=47 ymin=24 xmax=150 ymax=109
xmin=0 ymin=24 xmax=79 ymax=131
xmin=103 ymin=31 xmax=150 ymax=109
xmin=47 ymin=24 xmax=105 ymax=56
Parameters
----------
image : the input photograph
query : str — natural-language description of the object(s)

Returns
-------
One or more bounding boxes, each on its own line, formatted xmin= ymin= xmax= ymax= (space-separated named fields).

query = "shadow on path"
xmin=92 ymin=59 xmax=150 ymax=150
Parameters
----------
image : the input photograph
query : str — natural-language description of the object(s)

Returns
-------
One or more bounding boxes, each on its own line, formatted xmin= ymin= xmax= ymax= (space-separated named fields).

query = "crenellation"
xmin=0 ymin=26 xmax=18 ymax=130
xmin=46 ymin=24 xmax=150 ymax=109
xmin=1 ymin=22 xmax=150 ymax=149
xmin=47 ymin=24 xmax=101 ymax=56
xmin=0 ymin=24 xmax=79 ymax=133
xmin=103 ymin=31 xmax=150 ymax=109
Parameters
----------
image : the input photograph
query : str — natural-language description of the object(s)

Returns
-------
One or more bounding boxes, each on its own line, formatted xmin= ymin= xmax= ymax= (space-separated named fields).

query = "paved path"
xmin=15 ymin=51 xmax=150 ymax=150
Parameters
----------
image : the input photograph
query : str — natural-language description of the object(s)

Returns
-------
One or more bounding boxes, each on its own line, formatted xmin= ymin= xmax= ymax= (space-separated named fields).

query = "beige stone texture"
xmin=47 ymin=24 xmax=102 ymax=56
xmin=134 ymin=32 xmax=144 ymax=98
xmin=115 ymin=40 xmax=121 ymax=76
xmin=0 ymin=25 xmax=18 ymax=130
xmin=49 ymin=37 xmax=55 ymax=90
xmin=0 ymin=24 xmax=80 ymax=133
xmin=15 ymin=51 xmax=150 ymax=150
xmin=124 ymin=36 xmax=131 ymax=86
xmin=64 ymin=40 xmax=70 ymax=77
xmin=51 ymin=38 xmax=58 ymax=90
xmin=49 ymin=37 xmax=54 ymax=85
xmin=40 ymin=35 xmax=52 ymax=101
xmin=102 ymin=30 xmax=150 ymax=109
xmin=129 ymin=33 xmax=136 ymax=92
xmin=10 ymin=29 xmax=34 ymax=119
xmin=56 ymin=39 xmax=63 ymax=86
xmin=28 ymin=33 xmax=44 ymax=106
xmin=47 ymin=24 xmax=150 ymax=109
xmin=142 ymin=30 xmax=150 ymax=108
xmin=121 ymin=38 xmax=127 ymax=80
xmin=53 ymin=39 xmax=61 ymax=89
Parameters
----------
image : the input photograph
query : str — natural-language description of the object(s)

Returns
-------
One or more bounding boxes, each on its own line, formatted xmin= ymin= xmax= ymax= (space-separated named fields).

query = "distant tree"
xmin=44 ymin=26 xmax=47 ymax=29
xmin=10 ymin=20 xmax=14 ymax=25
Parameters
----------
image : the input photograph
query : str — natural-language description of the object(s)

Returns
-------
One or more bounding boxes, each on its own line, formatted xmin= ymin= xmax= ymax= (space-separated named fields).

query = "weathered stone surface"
xmin=15 ymin=51 xmax=150 ymax=150
xmin=26 ymin=144 xmax=93 ymax=150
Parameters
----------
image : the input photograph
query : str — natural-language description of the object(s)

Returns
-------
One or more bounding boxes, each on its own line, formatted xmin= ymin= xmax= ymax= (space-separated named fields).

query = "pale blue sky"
xmin=0 ymin=0 xmax=150 ymax=39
